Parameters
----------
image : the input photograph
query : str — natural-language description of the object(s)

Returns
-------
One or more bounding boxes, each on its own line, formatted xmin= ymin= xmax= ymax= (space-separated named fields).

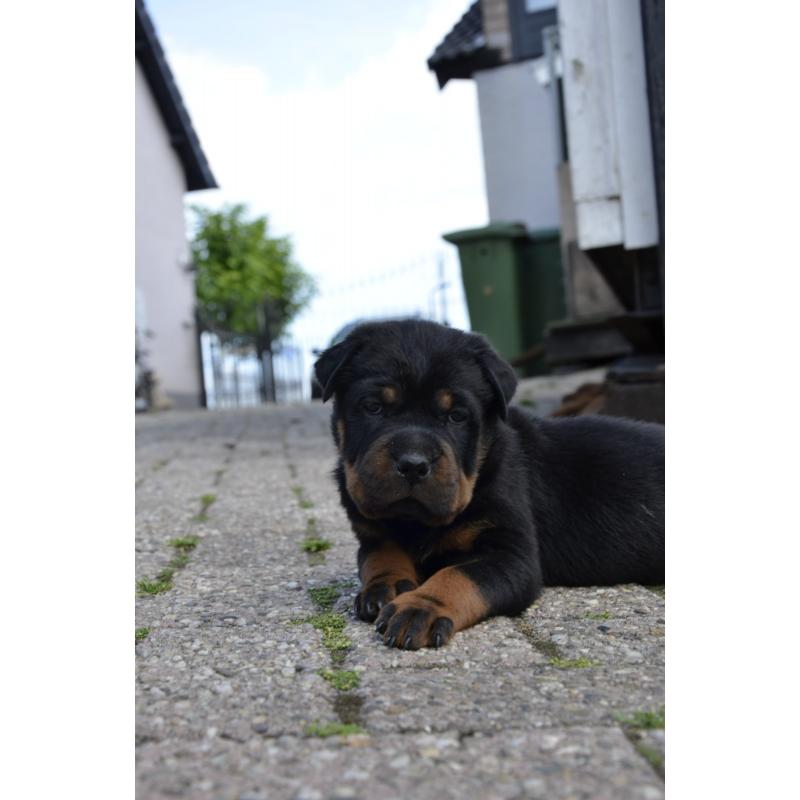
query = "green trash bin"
xmin=443 ymin=223 xmax=566 ymax=376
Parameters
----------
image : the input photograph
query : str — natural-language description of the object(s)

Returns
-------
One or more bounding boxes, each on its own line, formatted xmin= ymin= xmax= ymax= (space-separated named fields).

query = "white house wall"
xmin=135 ymin=61 xmax=200 ymax=408
xmin=474 ymin=60 xmax=560 ymax=231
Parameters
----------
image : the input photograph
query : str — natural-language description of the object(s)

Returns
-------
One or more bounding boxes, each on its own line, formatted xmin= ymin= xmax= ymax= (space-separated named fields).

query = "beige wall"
xmin=135 ymin=62 xmax=201 ymax=408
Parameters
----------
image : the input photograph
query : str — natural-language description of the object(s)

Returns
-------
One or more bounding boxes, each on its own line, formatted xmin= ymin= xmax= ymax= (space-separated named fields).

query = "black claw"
xmin=386 ymin=635 xmax=397 ymax=647
xmin=433 ymin=632 xmax=443 ymax=648
xmin=376 ymin=620 xmax=387 ymax=634
xmin=403 ymin=635 xmax=413 ymax=650
xmin=366 ymin=602 xmax=376 ymax=618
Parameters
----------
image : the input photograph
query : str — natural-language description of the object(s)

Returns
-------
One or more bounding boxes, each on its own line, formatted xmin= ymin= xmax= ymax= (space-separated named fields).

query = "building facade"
xmin=135 ymin=0 xmax=217 ymax=409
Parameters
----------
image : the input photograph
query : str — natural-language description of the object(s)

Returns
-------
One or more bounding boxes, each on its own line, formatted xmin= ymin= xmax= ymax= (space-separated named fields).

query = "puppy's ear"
xmin=314 ymin=338 xmax=359 ymax=403
xmin=470 ymin=336 xmax=518 ymax=421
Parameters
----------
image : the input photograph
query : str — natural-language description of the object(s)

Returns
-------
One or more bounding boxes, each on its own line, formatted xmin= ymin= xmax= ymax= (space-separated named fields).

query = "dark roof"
xmin=427 ymin=2 xmax=501 ymax=89
xmin=427 ymin=1 xmax=558 ymax=89
xmin=135 ymin=0 xmax=217 ymax=191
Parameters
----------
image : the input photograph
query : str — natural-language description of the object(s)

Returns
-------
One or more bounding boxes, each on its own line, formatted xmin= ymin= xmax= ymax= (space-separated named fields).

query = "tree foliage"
xmin=191 ymin=204 xmax=315 ymax=339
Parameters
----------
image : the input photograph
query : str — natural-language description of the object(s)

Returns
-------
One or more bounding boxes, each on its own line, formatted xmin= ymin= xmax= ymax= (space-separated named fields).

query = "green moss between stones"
xmin=617 ymin=707 xmax=665 ymax=729
xmin=307 ymin=581 xmax=353 ymax=611
xmin=318 ymin=669 xmax=361 ymax=691
xmin=302 ymin=538 xmax=331 ymax=553
xmin=200 ymin=493 xmax=217 ymax=509
xmin=305 ymin=612 xmax=351 ymax=652
xmin=192 ymin=494 xmax=216 ymax=521
xmin=138 ymin=536 xmax=202 ymax=596
xmin=306 ymin=722 xmax=365 ymax=738
xmin=291 ymin=486 xmax=315 ymax=509
xmin=135 ymin=627 xmax=150 ymax=643
xmin=136 ymin=577 xmax=172 ymax=595
xmin=549 ymin=656 xmax=600 ymax=669
xmin=169 ymin=553 xmax=190 ymax=569
xmin=169 ymin=536 xmax=200 ymax=551
xmin=585 ymin=611 xmax=612 ymax=621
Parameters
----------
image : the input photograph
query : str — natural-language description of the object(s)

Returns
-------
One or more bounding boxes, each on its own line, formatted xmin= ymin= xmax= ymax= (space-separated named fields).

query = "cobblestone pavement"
xmin=136 ymin=405 xmax=665 ymax=800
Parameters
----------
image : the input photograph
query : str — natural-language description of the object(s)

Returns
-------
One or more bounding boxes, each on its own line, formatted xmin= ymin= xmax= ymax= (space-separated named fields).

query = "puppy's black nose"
xmin=395 ymin=452 xmax=431 ymax=484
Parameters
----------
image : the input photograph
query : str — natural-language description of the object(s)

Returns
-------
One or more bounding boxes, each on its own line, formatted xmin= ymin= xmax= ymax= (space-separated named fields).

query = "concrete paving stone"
xmin=136 ymin=441 xmax=246 ymax=580
xmin=136 ymin=407 xmax=664 ymax=798
xmin=518 ymin=586 xmax=665 ymax=676
xmin=136 ymin=727 xmax=663 ymax=800
xmin=136 ymin=621 xmax=336 ymax=743
xmin=355 ymin=661 xmax=663 ymax=734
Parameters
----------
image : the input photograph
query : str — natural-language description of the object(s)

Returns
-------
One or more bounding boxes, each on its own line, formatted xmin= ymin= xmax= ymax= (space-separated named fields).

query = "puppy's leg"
xmin=355 ymin=541 xmax=419 ymax=622
xmin=375 ymin=550 xmax=542 ymax=649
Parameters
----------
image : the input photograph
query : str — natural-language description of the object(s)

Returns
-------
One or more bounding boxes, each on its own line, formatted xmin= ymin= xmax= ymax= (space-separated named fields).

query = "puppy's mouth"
xmin=344 ymin=465 xmax=461 ymax=526
xmin=384 ymin=496 xmax=437 ymax=521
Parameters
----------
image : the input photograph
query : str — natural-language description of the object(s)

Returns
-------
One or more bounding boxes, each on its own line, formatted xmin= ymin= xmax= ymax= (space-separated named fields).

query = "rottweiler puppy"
xmin=314 ymin=320 xmax=664 ymax=650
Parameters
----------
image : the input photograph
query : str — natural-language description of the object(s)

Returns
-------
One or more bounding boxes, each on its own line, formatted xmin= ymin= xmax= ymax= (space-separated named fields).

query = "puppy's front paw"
xmin=354 ymin=579 xmax=417 ymax=622
xmin=374 ymin=594 xmax=455 ymax=650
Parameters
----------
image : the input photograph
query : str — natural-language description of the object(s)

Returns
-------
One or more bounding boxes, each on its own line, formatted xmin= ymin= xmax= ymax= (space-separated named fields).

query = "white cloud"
xmin=168 ymin=0 xmax=487 ymax=351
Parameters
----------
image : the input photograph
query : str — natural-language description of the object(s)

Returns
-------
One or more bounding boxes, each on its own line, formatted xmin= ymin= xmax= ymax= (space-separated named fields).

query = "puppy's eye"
xmin=363 ymin=400 xmax=383 ymax=415
xmin=448 ymin=409 xmax=468 ymax=424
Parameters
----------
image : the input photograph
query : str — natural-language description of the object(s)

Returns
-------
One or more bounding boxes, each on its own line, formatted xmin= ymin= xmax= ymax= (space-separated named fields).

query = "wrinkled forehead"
xmin=346 ymin=341 xmax=488 ymax=403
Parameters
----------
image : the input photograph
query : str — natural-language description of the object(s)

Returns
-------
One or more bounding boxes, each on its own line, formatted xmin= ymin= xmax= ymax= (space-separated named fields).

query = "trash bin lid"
xmin=443 ymin=223 xmax=560 ymax=244
xmin=443 ymin=223 xmax=529 ymax=244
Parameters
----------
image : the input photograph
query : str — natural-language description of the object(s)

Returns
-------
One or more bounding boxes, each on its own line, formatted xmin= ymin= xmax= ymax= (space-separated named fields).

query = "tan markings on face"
xmin=360 ymin=542 xmax=418 ymax=589
xmin=434 ymin=519 xmax=492 ymax=555
xmin=391 ymin=566 xmax=489 ymax=632
xmin=345 ymin=434 xmax=398 ymax=518
xmin=435 ymin=434 xmax=489 ymax=523
xmin=381 ymin=385 xmax=398 ymax=404
xmin=344 ymin=462 xmax=371 ymax=510
xmin=371 ymin=444 xmax=395 ymax=481
xmin=336 ymin=419 xmax=346 ymax=452
xmin=435 ymin=389 xmax=454 ymax=412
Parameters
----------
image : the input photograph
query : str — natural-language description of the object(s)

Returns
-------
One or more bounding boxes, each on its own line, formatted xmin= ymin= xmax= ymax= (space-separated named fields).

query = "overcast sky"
xmin=147 ymin=0 xmax=488 ymax=358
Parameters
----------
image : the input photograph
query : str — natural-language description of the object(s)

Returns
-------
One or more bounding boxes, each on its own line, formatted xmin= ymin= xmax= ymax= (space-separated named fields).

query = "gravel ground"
xmin=136 ymin=405 xmax=665 ymax=800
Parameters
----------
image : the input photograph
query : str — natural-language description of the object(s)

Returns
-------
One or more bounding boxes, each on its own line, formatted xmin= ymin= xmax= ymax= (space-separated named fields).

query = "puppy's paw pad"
xmin=355 ymin=580 xmax=416 ymax=622
xmin=374 ymin=596 xmax=454 ymax=650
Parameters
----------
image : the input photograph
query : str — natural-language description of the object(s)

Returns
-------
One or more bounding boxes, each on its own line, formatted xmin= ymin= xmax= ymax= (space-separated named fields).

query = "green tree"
xmin=191 ymin=204 xmax=315 ymax=338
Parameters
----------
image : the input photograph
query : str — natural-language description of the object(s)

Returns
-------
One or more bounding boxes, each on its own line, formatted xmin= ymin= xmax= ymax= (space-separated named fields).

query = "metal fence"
xmin=196 ymin=312 xmax=304 ymax=409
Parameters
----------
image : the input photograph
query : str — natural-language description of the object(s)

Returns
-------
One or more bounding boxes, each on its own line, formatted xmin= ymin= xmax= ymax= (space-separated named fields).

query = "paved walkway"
xmin=136 ymin=405 xmax=665 ymax=800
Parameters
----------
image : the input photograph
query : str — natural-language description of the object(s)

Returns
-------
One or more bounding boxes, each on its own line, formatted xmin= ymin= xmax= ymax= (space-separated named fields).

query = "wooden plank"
xmin=606 ymin=0 xmax=659 ymax=248
xmin=575 ymin=198 xmax=624 ymax=249
xmin=559 ymin=0 xmax=619 ymax=202
xmin=559 ymin=0 xmax=659 ymax=251
xmin=558 ymin=0 xmax=622 ymax=249
xmin=640 ymin=0 xmax=665 ymax=296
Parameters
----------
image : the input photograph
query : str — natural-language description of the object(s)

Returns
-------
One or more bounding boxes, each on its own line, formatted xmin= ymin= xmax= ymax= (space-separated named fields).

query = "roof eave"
xmin=135 ymin=0 xmax=217 ymax=191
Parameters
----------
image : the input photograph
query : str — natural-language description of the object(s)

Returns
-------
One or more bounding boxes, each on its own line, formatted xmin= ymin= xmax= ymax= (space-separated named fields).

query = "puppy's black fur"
xmin=315 ymin=319 xmax=664 ymax=650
